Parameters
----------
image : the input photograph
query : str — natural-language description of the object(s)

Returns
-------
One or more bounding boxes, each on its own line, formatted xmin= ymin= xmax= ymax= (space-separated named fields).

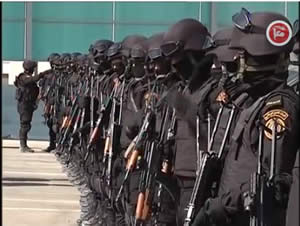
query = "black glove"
xmin=273 ymin=173 xmax=293 ymax=208
xmin=125 ymin=125 xmax=139 ymax=140
xmin=223 ymin=79 xmax=250 ymax=102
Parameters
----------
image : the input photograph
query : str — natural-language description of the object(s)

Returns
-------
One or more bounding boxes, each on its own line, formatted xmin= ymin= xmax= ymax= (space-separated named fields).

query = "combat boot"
xmin=42 ymin=143 xmax=56 ymax=152
xmin=20 ymin=139 xmax=34 ymax=153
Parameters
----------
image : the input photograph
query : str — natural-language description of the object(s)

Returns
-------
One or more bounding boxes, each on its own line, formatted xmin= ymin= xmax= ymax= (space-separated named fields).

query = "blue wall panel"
xmin=32 ymin=23 xmax=112 ymax=60
xmin=2 ymin=2 xmax=25 ymax=60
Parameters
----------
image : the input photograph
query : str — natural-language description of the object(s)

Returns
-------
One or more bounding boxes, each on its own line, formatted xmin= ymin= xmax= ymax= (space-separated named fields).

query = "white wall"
xmin=2 ymin=61 xmax=51 ymax=85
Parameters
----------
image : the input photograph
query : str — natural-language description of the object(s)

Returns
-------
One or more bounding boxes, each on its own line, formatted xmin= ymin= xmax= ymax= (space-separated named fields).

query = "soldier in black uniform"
xmin=14 ymin=60 xmax=45 ymax=153
xmin=286 ymin=19 xmax=299 ymax=226
xmin=192 ymin=10 xmax=299 ymax=226
xmin=158 ymin=18 xmax=214 ymax=225
xmin=39 ymin=53 xmax=61 ymax=152
xmin=158 ymin=26 xmax=243 ymax=226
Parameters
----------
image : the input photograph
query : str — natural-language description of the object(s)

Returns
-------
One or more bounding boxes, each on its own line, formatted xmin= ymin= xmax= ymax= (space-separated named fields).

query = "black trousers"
xmin=17 ymin=103 xmax=34 ymax=140
xmin=46 ymin=118 xmax=57 ymax=144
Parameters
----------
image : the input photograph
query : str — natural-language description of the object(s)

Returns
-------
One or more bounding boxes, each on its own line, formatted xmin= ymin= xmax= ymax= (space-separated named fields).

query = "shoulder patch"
xmin=265 ymin=95 xmax=282 ymax=107
xmin=263 ymin=109 xmax=288 ymax=140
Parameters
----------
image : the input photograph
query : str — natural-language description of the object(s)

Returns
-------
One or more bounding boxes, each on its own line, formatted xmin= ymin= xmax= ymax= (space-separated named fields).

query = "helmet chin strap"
xmin=289 ymin=52 xmax=299 ymax=65
xmin=235 ymin=51 xmax=290 ymax=81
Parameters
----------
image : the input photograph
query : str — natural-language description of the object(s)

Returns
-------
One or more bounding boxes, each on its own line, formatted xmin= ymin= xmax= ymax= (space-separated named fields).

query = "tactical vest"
xmin=218 ymin=85 xmax=298 ymax=195
xmin=209 ymin=93 xmax=249 ymax=158
xmin=231 ymin=86 xmax=298 ymax=159
xmin=14 ymin=73 xmax=39 ymax=103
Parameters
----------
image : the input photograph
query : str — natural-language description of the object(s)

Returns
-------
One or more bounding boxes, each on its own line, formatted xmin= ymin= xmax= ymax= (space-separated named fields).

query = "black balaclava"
xmin=232 ymin=53 xmax=289 ymax=99
xmin=170 ymin=50 xmax=213 ymax=94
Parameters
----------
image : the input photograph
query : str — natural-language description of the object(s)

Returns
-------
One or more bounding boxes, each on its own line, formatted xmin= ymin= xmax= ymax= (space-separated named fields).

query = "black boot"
xmin=20 ymin=139 xmax=34 ymax=153
xmin=42 ymin=143 xmax=56 ymax=153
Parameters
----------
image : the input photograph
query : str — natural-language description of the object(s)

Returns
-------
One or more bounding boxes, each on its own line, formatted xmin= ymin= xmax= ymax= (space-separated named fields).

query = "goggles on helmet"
xmin=107 ymin=43 xmax=122 ymax=57
xmin=202 ymin=36 xmax=216 ymax=50
xmin=131 ymin=48 xmax=146 ymax=58
xmin=232 ymin=8 xmax=266 ymax=34
xmin=232 ymin=8 xmax=252 ymax=31
xmin=160 ymin=41 xmax=184 ymax=57
xmin=148 ymin=48 xmax=163 ymax=60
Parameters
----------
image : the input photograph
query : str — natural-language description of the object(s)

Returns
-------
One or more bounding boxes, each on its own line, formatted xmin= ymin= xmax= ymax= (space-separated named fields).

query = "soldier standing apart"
xmin=14 ymin=60 xmax=44 ymax=153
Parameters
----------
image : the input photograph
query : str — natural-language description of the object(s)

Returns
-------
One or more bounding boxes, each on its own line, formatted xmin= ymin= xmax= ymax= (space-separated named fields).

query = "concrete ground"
xmin=2 ymin=140 xmax=80 ymax=226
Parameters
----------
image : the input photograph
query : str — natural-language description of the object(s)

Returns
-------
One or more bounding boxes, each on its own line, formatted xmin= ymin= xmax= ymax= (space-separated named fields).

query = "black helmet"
xmin=161 ymin=18 xmax=210 ymax=57
xmin=230 ymin=9 xmax=294 ymax=56
xmin=60 ymin=53 xmax=72 ymax=65
xmin=122 ymin=35 xmax=147 ymax=57
xmin=23 ymin=60 xmax=37 ymax=71
xmin=131 ymin=39 xmax=149 ymax=59
xmin=48 ymin=53 xmax=60 ymax=63
xmin=89 ymin=39 xmax=114 ymax=57
xmin=107 ymin=42 xmax=122 ymax=59
xmin=71 ymin=52 xmax=81 ymax=59
xmin=207 ymin=28 xmax=239 ymax=63
xmin=77 ymin=54 xmax=88 ymax=66
xmin=147 ymin=32 xmax=165 ymax=61
xmin=130 ymin=40 xmax=149 ymax=79
xmin=70 ymin=52 xmax=81 ymax=64
xmin=107 ymin=35 xmax=147 ymax=59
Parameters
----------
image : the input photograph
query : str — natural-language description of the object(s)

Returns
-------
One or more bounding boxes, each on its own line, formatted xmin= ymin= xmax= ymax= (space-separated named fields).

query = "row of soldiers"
xmin=15 ymin=8 xmax=299 ymax=226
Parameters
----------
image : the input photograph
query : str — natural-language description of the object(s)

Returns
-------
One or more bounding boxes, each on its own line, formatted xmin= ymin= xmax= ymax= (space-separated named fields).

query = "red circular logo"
xmin=266 ymin=20 xmax=292 ymax=46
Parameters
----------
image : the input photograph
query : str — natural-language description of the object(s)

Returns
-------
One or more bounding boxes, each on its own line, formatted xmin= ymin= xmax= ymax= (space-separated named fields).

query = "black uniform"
xmin=39 ymin=69 xmax=57 ymax=152
xmin=192 ymin=79 xmax=299 ymax=226
xmin=14 ymin=62 xmax=43 ymax=152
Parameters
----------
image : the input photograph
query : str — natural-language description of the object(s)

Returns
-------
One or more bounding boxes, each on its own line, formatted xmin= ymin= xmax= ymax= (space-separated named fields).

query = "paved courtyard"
xmin=2 ymin=140 xmax=80 ymax=226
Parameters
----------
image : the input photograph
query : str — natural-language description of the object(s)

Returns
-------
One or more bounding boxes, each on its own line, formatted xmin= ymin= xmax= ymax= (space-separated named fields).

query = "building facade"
xmin=2 ymin=1 xmax=299 ymax=139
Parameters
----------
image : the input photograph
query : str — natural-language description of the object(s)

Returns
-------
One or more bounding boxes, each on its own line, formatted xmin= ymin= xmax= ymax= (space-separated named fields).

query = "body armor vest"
xmin=14 ymin=73 xmax=39 ymax=103
xmin=219 ymin=85 xmax=298 ymax=196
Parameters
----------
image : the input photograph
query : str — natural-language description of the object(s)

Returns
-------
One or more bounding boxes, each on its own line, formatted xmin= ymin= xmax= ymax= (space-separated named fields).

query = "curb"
xmin=2 ymin=139 xmax=50 ymax=149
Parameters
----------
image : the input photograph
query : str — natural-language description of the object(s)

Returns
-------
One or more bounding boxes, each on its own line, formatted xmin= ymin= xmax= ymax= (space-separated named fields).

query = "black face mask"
xmin=153 ymin=59 xmax=171 ymax=76
xmin=173 ymin=56 xmax=193 ymax=81
xmin=111 ymin=59 xmax=125 ymax=76
xmin=243 ymin=72 xmax=287 ymax=98
xmin=226 ymin=62 xmax=238 ymax=73
xmin=26 ymin=69 xmax=34 ymax=75
xmin=99 ymin=61 xmax=111 ymax=72
xmin=173 ymin=51 xmax=208 ymax=82
xmin=132 ymin=61 xmax=145 ymax=79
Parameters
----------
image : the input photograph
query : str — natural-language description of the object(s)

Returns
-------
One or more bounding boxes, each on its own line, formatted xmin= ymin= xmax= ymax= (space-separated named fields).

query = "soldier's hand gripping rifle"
xmin=41 ymin=75 xmax=56 ymax=123
xmin=115 ymin=108 xmax=155 ymax=202
xmin=57 ymin=80 xmax=88 ymax=148
xmin=84 ymin=84 xmax=116 ymax=160
xmin=134 ymin=84 xmax=168 ymax=226
xmin=65 ymin=79 xmax=91 ymax=159
xmin=154 ymin=106 xmax=176 ymax=223
xmin=102 ymin=79 xmax=125 ymax=202
xmin=59 ymin=79 xmax=85 ymax=135
xmin=65 ymin=107 xmax=84 ymax=164
xmin=244 ymin=119 xmax=278 ymax=226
